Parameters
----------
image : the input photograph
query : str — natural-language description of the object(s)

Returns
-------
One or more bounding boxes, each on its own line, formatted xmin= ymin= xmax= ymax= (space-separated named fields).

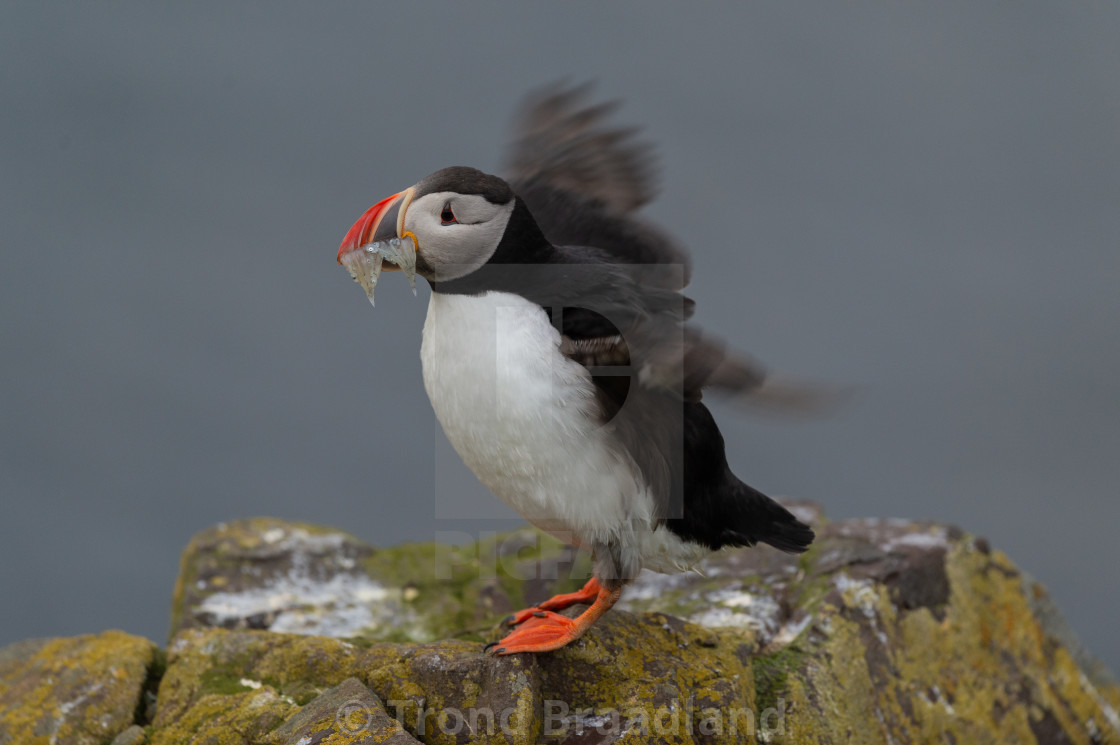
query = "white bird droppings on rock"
xmin=261 ymin=528 xmax=286 ymax=544
xmin=688 ymin=589 xmax=783 ymax=640
xmin=770 ymin=614 xmax=813 ymax=649
xmin=880 ymin=526 xmax=950 ymax=552
xmin=833 ymin=574 xmax=878 ymax=620
xmin=198 ymin=573 xmax=391 ymax=637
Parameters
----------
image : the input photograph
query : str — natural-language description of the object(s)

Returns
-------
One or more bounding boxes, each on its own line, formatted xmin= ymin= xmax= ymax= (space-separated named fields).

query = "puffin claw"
xmin=482 ymin=641 xmax=499 ymax=653
xmin=532 ymin=611 xmax=547 ymax=618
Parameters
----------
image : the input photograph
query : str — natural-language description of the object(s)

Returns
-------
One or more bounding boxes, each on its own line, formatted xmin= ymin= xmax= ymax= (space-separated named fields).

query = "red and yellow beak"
xmin=337 ymin=187 xmax=418 ymax=306
xmin=336 ymin=187 xmax=416 ymax=269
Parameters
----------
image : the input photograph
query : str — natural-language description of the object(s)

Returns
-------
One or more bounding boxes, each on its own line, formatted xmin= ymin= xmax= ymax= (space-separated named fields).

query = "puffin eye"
xmin=440 ymin=201 xmax=458 ymax=225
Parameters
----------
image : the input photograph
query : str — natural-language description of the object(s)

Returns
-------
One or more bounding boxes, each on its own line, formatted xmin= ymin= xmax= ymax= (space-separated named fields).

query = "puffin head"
xmin=337 ymin=166 xmax=518 ymax=305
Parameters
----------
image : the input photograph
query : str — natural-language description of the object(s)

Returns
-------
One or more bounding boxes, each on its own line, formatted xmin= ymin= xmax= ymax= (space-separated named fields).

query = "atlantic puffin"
xmin=336 ymin=87 xmax=815 ymax=654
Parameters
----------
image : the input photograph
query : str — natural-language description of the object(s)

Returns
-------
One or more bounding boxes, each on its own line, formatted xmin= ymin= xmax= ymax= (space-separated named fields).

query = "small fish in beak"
xmin=337 ymin=189 xmax=418 ymax=307
xmin=390 ymin=236 xmax=418 ymax=295
xmin=339 ymin=237 xmax=418 ymax=307
xmin=339 ymin=242 xmax=383 ymax=306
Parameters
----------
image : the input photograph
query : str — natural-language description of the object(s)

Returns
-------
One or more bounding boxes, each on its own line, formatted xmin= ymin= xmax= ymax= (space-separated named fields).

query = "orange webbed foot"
xmin=502 ymin=577 xmax=604 ymax=628
xmin=487 ymin=580 xmax=620 ymax=655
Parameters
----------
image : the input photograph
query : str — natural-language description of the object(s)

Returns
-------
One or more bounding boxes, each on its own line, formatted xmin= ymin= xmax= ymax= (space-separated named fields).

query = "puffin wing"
xmin=504 ymin=86 xmax=844 ymax=412
xmin=561 ymin=311 xmax=847 ymax=413
xmin=548 ymin=260 xmax=841 ymax=414
xmin=505 ymin=82 xmax=657 ymax=214
xmin=505 ymin=84 xmax=692 ymax=289
xmin=557 ymin=308 xmax=768 ymax=404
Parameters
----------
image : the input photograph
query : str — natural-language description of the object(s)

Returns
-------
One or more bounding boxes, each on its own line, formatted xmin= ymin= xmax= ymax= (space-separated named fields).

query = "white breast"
xmin=420 ymin=291 xmax=656 ymax=549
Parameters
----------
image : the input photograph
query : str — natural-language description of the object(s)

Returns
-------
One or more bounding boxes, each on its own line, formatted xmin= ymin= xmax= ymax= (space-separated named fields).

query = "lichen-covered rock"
xmin=151 ymin=626 xmax=535 ymax=744
xmin=169 ymin=518 xmax=591 ymax=645
xmin=615 ymin=513 xmax=962 ymax=653
xmin=170 ymin=518 xmax=407 ymax=640
xmin=154 ymin=630 xmax=534 ymax=744
xmin=366 ymin=640 xmax=541 ymax=745
xmin=270 ymin=677 xmax=419 ymax=745
xmin=110 ymin=725 xmax=146 ymax=745
xmin=150 ymin=686 xmax=294 ymax=745
xmin=152 ymin=627 xmax=382 ymax=730
xmin=534 ymin=611 xmax=756 ymax=744
xmin=0 ymin=630 xmax=158 ymax=745
xmin=758 ymin=522 xmax=1120 ymax=744
xmin=4 ymin=509 xmax=1118 ymax=744
xmin=150 ymin=614 xmax=759 ymax=744
xmin=163 ymin=512 xmax=1119 ymax=744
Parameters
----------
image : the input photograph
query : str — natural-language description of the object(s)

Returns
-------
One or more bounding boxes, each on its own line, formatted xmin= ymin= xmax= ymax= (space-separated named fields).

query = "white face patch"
xmin=403 ymin=191 xmax=514 ymax=281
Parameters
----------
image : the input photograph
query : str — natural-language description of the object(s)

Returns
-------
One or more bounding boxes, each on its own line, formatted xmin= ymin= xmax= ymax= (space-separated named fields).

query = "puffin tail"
xmin=725 ymin=482 xmax=815 ymax=554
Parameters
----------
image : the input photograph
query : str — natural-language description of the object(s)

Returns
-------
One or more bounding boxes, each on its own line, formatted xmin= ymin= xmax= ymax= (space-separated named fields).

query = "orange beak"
xmin=336 ymin=188 xmax=416 ymax=271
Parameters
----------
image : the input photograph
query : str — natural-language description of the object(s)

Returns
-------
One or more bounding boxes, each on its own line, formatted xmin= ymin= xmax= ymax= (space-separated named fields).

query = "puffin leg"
xmin=489 ymin=582 xmax=621 ymax=655
xmin=503 ymin=577 xmax=605 ymax=627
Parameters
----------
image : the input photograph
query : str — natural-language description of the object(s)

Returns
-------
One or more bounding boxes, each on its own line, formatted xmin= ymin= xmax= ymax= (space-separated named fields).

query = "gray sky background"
xmin=2 ymin=4 xmax=1117 ymax=672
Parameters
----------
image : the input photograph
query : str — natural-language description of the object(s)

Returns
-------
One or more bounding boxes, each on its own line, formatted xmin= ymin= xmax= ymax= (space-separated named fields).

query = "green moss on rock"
xmin=149 ymin=687 xmax=295 ymax=745
xmin=752 ymin=644 xmax=808 ymax=716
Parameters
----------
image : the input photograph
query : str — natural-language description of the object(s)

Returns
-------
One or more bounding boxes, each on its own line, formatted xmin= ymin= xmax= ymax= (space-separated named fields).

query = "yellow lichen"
xmin=9 ymin=520 xmax=1119 ymax=745
xmin=0 ymin=630 xmax=157 ymax=745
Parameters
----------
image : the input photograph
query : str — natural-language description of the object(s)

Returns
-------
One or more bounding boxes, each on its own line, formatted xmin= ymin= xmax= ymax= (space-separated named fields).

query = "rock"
xmin=3 ymin=509 xmax=1119 ymax=744
xmin=0 ymin=630 xmax=159 ymax=745
xmin=533 ymin=611 xmax=755 ymax=745
xmin=749 ymin=518 xmax=1120 ymax=743
xmin=271 ymin=677 xmax=419 ymax=744
xmin=169 ymin=518 xmax=589 ymax=645
xmin=170 ymin=518 xmax=401 ymax=640
xmin=368 ymin=639 xmax=542 ymax=745
xmin=110 ymin=725 xmax=146 ymax=745
xmin=152 ymin=627 xmax=384 ymax=730
xmin=149 ymin=686 xmax=294 ymax=745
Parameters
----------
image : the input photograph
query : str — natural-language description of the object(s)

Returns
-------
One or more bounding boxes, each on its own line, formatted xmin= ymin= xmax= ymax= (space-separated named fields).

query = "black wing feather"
xmin=505 ymin=82 xmax=658 ymax=214
xmin=505 ymin=84 xmax=692 ymax=289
